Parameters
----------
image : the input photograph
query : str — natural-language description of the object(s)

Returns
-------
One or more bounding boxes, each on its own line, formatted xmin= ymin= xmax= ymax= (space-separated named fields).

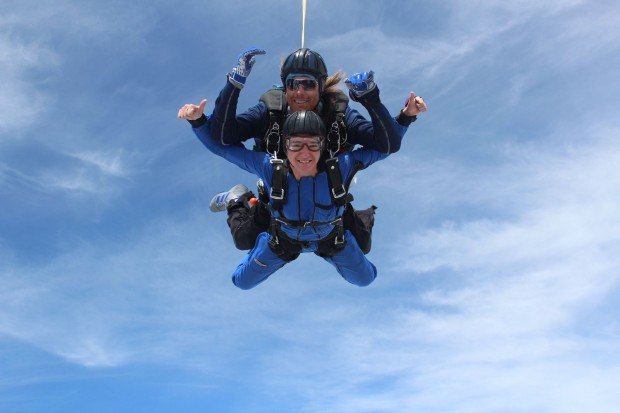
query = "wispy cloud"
xmin=0 ymin=150 xmax=135 ymax=198
xmin=0 ymin=37 xmax=58 ymax=134
xmin=312 ymin=0 xmax=614 ymax=108
xmin=68 ymin=151 xmax=129 ymax=178
xmin=0 ymin=1 xmax=159 ymax=136
xmin=0 ymin=208 xmax=281 ymax=369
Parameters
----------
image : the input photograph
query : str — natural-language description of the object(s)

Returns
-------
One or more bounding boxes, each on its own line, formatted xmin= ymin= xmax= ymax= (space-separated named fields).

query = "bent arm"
xmin=345 ymin=87 xmax=407 ymax=154
xmin=209 ymin=81 xmax=270 ymax=145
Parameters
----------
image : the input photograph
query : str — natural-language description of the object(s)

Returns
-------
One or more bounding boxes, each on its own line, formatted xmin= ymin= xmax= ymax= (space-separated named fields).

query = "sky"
xmin=1 ymin=0 xmax=619 ymax=412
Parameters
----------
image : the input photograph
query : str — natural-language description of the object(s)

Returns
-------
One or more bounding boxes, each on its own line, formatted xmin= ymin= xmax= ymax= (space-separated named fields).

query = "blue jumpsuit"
xmin=192 ymin=119 xmax=390 ymax=290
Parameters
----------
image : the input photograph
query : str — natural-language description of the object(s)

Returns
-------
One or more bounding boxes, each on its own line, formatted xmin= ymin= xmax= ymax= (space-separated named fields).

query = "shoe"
xmin=257 ymin=179 xmax=269 ymax=203
xmin=209 ymin=184 xmax=250 ymax=212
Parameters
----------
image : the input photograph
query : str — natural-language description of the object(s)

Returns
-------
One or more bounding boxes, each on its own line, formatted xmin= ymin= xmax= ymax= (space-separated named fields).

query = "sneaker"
xmin=209 ymin=184 xmax=250 ymax=212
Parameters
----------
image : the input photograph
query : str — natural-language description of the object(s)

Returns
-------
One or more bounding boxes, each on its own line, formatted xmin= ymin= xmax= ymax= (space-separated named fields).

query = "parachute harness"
xmin=259 ymin=89 xmax=352 ymax=252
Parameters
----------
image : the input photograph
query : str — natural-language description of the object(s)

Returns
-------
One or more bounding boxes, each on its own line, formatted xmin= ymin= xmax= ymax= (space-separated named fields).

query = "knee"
xmin=233 ymin=237 xmax=256 ymax=251
xmin=354 ymin=272 xmax=376 ymax=287
xmin=232 ymin=276 xmax=258 ymax=290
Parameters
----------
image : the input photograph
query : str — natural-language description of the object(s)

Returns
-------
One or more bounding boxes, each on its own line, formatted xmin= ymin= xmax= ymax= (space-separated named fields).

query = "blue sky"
xmin=1 ymin=0 xmax=619 ymax=412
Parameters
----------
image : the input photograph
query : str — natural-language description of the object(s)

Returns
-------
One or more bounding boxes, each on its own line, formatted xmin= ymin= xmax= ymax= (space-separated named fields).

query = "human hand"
xmin=228 ymin=47 xmax=266 ymax=89
xmin=177 ymin=99 xmax=207 ymax=120
xmin=403 ymin=92 xmax=427 ymax=116
xmin=345 ymin=71 xmax=376 ymax=97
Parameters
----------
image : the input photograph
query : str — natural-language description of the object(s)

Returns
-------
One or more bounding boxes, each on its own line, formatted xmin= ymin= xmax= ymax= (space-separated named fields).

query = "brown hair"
xmin=323 ymin=70 xmax=345 ymax=95
xmin=319 ymin=70 xmax=347 ymax=125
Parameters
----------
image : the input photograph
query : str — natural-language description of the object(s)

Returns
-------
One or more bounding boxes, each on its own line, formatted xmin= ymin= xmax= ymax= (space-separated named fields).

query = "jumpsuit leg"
xmin=232 ymin=232 xmax=287 ymax=290
xmin=226 ymin=201 xmax=271 ymax=250
xmin=322 ymin=231 xmax=377 ymax=287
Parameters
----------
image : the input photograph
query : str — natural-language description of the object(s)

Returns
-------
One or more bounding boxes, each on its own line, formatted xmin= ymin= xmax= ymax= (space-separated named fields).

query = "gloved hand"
xmin=345 ymin=71 xmax=376 ymax=98
xmin=228 ymin=47 xmax=266 ymax=89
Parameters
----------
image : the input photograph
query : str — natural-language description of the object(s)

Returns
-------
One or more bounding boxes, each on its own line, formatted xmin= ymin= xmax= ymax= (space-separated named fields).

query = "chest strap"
xmin=325 ymin=157 xmax=353 ymax=206
xmin=270 ymin=158 xmax=288 ymax=206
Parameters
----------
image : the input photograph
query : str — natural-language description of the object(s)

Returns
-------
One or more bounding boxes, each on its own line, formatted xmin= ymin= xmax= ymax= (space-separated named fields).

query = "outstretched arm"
xmin=178 ymin=99 xmax=270 ymax=178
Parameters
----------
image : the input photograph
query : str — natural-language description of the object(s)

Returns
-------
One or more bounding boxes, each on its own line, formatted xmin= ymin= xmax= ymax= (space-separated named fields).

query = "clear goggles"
xmin=285 ymin=136 xmax=324 ymax=152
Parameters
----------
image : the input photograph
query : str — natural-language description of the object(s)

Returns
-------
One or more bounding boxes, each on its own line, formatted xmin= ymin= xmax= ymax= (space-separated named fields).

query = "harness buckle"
xmin=331 ymin=185 xmax=347 ymax=199
xmin=334 ymin=232 xmax=345 ymax=245
xmin=332 ymin=217 xmax=345 ymax=245
xmin=270 ymin=187 xmax=284 ymax=201
xmin=270 ymin=157 xmax=284 ymax=166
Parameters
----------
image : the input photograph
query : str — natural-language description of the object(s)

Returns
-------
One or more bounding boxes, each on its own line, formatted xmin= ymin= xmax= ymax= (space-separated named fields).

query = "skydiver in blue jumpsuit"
xmin=177 ymin=107 xmax=395 ymax=290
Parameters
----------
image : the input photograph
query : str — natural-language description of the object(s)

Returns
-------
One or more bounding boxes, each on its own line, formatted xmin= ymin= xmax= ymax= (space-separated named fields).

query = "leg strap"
xmin=267 ymin=222 xmax=302 ymax=263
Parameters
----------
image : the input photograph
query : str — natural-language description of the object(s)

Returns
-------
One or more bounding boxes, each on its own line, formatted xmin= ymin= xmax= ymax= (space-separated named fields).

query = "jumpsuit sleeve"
xmin=209 ymin=81 xmax=271 ymax=146
xmin=344 ymin=86 xmax=408 ymax=154
xmin=192 ymin=115 xmax=271 ymax=178
xmin=348 ymin=147 xmax=390 ymax=170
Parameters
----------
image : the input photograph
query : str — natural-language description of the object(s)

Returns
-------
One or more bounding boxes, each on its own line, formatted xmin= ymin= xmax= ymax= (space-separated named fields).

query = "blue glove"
xmin=228 ymin=47 xmax=266 ymax=89
xmin=345 ymin=71 xmax=376 ymax=97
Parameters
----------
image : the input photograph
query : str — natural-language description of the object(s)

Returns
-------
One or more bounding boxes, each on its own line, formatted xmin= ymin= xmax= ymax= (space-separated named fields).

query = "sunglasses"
xmin=285 ymin=136 xmax=324 ymax=152
xmin=285 ymin=78 xmax=318 ymax=91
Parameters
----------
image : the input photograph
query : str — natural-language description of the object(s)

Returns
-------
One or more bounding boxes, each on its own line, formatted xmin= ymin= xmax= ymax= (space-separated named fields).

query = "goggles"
xmin=285 ymin=136 xmax=324 ymax=152
xmin=285 ymin=78 xmax=318 ymax=91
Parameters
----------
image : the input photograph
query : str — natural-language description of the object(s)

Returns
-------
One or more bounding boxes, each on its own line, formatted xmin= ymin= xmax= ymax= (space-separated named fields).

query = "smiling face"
xmin=285 ymin=134 xmax=324 ymax=179
xmin=285 ymin=76 xmax=320 ymax=112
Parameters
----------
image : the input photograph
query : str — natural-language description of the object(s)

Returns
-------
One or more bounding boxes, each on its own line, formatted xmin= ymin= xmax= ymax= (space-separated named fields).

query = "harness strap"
xmin=274 ymin=216 xmax=343 ymax=229
xmin=325 ymin=157 xmax=353 ymax=206
xmin=268 ymin=216 xmax=345 ymax=252
xmin=270 ymin=158 xmax=288 ymax=205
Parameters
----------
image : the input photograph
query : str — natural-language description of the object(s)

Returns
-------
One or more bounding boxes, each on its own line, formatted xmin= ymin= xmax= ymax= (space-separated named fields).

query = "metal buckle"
xmin=334 ymin=232 xmax=345 ymax=245
xmin=331 ymin=186 xmax=346 ymax=199
xmin=270 ymin=187 xmax=284 ymax=201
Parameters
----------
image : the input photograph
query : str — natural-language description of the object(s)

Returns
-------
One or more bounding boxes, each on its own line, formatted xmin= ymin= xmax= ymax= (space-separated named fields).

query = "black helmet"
xmin=280 ymin=48 xmax=328 ymax=88
xmin=283 ymin=110 xmax=326 ymax=138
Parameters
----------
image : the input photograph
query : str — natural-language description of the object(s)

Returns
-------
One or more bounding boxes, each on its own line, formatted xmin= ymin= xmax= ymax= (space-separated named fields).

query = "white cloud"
xmin=311 ymin=0 xmax=617 ymax=108
xmin=0 ymin=37 xmax=58 ymax=134
xmin=0 ymin=1 xmax=159 ymax=136
xmin=0 ymin=209 xmax=291 ymax=369
xmin=68 ymin=150 xmax=134 ymax=179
